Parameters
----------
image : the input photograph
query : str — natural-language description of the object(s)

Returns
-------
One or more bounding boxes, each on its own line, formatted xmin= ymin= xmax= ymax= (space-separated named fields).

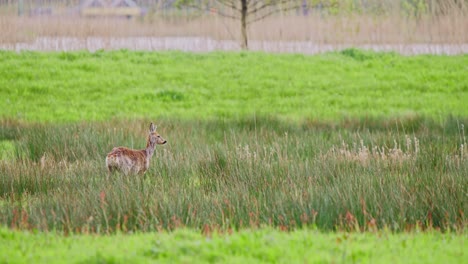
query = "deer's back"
xmin=106 ymin=147 xmax=147 ymax=173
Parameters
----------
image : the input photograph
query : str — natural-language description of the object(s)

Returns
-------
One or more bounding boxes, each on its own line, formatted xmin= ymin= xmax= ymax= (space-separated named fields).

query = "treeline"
xmin=1 ymin=0 xmax=466 ymax=17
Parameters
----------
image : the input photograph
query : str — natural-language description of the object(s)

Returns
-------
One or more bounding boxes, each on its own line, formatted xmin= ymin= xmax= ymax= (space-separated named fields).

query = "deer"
xmin=105 ymin=123 xmax=167 ymax=175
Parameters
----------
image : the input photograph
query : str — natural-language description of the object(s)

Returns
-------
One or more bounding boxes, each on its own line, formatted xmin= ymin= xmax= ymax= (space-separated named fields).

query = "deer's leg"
xmin=106 ymin=165 xmax=115 ymax=180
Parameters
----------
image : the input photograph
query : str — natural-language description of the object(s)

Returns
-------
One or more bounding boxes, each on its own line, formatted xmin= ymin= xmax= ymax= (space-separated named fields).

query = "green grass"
xmin=0 ymin=227 xmax=465 ymax=263
xmin=0 ymin=118 xmax=466 ymax=233
xmin=0 ymin=49 xmax=467 ymax=122
xmin=0 ymin=50 xmax=467 ymax=262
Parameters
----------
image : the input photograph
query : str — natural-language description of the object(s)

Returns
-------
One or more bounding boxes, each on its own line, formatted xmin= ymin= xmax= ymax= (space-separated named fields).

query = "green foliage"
xmin=0 ymin=228 xmax=466 ymax=263
xmin=0 ymin=50 xmax=467 ymax=122
xmin=323 ymin=0 xmax=464 ymax=16
xmin=401 ymin=0 xmax=428 ymax=17
xmin=0 ymin=140 xmax=15 ymax=161
xmin=340 ymin=48 xmax=397 ymax=61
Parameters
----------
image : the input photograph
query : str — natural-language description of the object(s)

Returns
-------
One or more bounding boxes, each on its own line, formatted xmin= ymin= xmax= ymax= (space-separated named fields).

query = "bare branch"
xmin=247 ymin=3 xmax=301 ymax=25
xmin=176 ymin=2 xmax=204 ymax=11
xmin=247 ymin=0 xmax=298 ymax=16
xmin=247 ymin=0 xmax=258 ymax=8
xmin=175 ymin=0 xmax=210 ymax=10
xmin=217 ymin=0 xmax=241 ymax=12
xmin=215 ymin=9 xmax=241 ymax=20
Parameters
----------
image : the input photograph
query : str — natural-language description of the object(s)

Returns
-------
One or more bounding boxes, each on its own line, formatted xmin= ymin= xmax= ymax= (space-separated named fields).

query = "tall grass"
xmin=1 ymin=14 xmax=466 ymax=46
xmin=1 ymin=116 xmax=466 ymax=233
xmin=1 ymin=0 xmax=467 ymax=52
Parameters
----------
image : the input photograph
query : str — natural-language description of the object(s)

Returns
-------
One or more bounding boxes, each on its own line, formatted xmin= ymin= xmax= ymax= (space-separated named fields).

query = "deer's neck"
xmin=146 ymin=141 xmax=156 ymax=159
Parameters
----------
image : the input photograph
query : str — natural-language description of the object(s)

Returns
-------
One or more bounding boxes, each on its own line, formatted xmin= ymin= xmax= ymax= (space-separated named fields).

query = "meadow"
xmin=1 ymin=228 xmax=465 ymax=263
xmin=0 ymin=50 xmax=467 ymax=122
xmin=0 ymin=50 xmax=467 ymax=262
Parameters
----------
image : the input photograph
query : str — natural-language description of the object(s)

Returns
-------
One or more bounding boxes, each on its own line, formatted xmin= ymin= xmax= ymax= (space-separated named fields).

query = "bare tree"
xmin=177 ymin=0 xmax=335 ymax=49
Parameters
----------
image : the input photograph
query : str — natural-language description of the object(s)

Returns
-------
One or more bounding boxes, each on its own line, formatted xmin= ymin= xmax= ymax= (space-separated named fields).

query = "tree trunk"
xmin=240 ymin=0 xmax=248 ymax=49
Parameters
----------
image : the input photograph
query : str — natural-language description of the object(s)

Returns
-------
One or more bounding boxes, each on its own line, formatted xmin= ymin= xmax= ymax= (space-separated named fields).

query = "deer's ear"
xmin=149 ymin=123 xmax=156 ymax=132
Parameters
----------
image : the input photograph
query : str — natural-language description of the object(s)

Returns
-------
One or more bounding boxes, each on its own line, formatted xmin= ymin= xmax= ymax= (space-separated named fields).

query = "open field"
xmin=1 ymin=228 xmax=466 ymax=263
xmin=1 ymin=50 xmax=467 ymax=122
xmin=0 ymin=50 xmax=467 ymax=262
xmin=0 ymin=51 xmax=467 ymax=233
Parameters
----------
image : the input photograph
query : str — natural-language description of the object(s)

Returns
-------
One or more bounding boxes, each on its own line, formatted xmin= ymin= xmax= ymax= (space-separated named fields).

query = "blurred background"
xmin=0 ymin=0 xmax=466 ymax=54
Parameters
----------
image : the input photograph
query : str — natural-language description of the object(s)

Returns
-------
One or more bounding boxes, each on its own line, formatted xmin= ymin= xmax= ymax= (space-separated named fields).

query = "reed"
xmin=1 ymin=2 xmax=466 ymax=51
xmin=1 ymin=117 xmax=466 ymax=233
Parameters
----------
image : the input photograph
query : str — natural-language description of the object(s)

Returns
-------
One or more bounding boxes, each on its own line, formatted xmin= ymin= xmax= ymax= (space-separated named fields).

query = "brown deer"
xmin=106 ymin=123 xmax=167 ymax=175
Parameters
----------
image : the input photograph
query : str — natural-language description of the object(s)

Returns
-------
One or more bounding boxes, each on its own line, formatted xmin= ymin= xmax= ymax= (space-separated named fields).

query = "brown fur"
xmin=105 ymin=123 xmax=166 ymax=175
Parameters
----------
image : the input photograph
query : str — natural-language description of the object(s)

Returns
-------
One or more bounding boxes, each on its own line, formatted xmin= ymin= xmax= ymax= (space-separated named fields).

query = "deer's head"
xmin=148 ymin=122 xmax=167 ymax=146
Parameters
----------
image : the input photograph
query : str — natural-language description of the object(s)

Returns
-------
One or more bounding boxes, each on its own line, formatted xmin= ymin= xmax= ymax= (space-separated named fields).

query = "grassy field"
xmin=1 ymin=227 xmax=466 ymax=263
xmin=0 ymin=117 xmax=466 ymax=233
xmin=0 ymin=50 xmax=467 ymax=122
xmin=0 ymin=50 xmax=467 ymax=262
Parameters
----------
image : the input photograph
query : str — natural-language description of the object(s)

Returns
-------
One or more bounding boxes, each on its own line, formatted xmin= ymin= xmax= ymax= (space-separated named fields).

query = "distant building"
xmin=80 ymin=0 xmax=144 ymax=18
